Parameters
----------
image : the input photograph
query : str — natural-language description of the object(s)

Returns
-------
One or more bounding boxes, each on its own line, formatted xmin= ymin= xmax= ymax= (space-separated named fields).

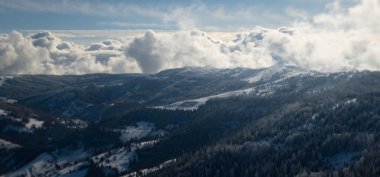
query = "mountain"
xmin=1 ymin=65 xmax=380 ymax=177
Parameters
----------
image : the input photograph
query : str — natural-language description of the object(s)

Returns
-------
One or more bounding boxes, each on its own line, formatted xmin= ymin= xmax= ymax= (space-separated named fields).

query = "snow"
xmin=97 ymin=83 xmax=123 ymax=88
xmin=92 ymin=147 xmax=136 ymax=173
xmin=157 ymin=67 xmax=222 ymax=77
xmin=0 ymin=76 xmax=13 ymax=87
xmin=117 ymin=122 xmax=164 ymax=143
xmin=154 ymin=87 xmax=256 ymax=111
xmin=53 ymin=147 xmax=89 ymax=166
xmin=25 ymin=118 xmax=44 ymax=129
xmin=345 ymin=98 xmax=357 ymax=105
xmin=60 ymin=168 xmax=88 ymax=177
xmin=154 ymin=82 xmax=282 ymax=111
xmin=131 ymin=140 xmax=159 ymax=150
xmin=124 ymin=159 xmax=176 ymax=177
xmin=154 ymin=66 xmax=316 ymax=111
xmin=304 ymin=113 xmax=319 ymax=129
xmin=242 ymin=65 xmax=309 ymax=83
xmin=57 ymin=118 xmax=88 ymax=129
xmin=3 ymin=118 xmax=44 ymax=133
xmin=139 ymin=159 xmax=176 ymax=176
xmin=0 ymin=138 xmax=21 ymax=150
xmin=6 ymin=153 xmax=57 ymax=177
xmin=58 ymin=162 xmax=89 ymax=176
xmin=0 ymin=97 xmax=17 ymax=104
xmin=0 ymin=109 xmax=8 ymax=116
xmin=311 ymin=113 xmax=318 ymax=120
xmin=244 ymin=73 xmax=264 ymax=83
xmin=3 ymin=125 xmax=33 ymax=133
xmin=333 ymin=98 xmax=357 ymax=110
xmin=5 ymin=151 xmax=90 ymax=177
xmin=333 ymin=103 xmax=340 ymax=110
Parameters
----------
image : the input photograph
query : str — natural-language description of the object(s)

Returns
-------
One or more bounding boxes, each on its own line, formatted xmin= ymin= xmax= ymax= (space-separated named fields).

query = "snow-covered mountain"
xmin=0 ymin=65 xmax=311 ymax=119
xmin=154 ymin=65 xmax=322 ymax=110
xmin=0 ymin=65 xmax=379 ymax=177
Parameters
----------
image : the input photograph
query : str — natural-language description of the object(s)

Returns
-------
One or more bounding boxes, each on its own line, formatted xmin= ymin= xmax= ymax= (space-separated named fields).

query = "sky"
xmin=0 ymin=0 xmax=380 ymax=75
xmin=0 ymin=0 xmax=357 ymax=31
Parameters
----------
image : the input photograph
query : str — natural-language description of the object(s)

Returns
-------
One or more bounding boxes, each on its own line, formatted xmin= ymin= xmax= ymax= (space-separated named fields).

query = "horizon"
xmin=2 ymin=1 xmax=380 ymax=176
xmin=0 ymin=63 xmax=368 ymax=77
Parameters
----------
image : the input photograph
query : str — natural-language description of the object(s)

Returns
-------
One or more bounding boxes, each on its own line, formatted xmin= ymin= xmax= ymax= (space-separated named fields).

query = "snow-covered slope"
xmin=2 ymin=65 xmax=368 ymax=177
xmin=92 ymin=147 xmax=136 ymax=174
xmin=116 ymin=122 xmax=165 ymax=143
xmin=154 ymin=65 xmax=318 ymax=111
xmin=242 ymin=65 xmax=312 ymax=83
xmin=154 ymin=87 xmax=256 ymax=111
xmin=0 ymin=138 xmax=21 ymax=150
xmin=0 ymin=109 xmax=8 ymax=116
xmin=0 ymin=76 xmax=13 ymax=87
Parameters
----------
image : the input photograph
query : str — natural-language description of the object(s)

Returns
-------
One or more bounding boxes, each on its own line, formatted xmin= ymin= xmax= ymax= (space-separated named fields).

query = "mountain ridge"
xmin=1 ymin=65 xmax=380 ymax=177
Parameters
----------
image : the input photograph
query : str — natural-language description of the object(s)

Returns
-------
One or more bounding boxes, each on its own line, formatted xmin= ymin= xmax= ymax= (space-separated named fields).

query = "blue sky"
xmin=0 ymin=0 xmax=357 ymax=31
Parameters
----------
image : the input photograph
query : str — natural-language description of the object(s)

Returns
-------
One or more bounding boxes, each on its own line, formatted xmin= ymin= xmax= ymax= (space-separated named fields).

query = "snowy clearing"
xmin=0 ymin=109 xmax=8 ymax=116
xmin=124 ymin=159 xmax=176 ymax=177
xmin=117 ymin=122 xmax=164 ymax=143
xmin=0 ymin=138 xmax=21 ymax=150
xmin=92 ymin=147 xmax=136 ymax=173
xmin=25 ymin=118 xmax=44 ymax=129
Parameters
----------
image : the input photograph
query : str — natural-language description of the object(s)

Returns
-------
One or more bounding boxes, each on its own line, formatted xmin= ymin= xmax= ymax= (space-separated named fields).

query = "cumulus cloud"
xmin=0 ymin=0 xmax=380 ymax=75
xmin=0 ymin=31 xmax=54 ymax=75
xmin=0 ymin=31 xmax=141 ymax=75
xmin=126 ymin=30 xmax=275 ymax=74
xmin=124 ymin=0 xmax=380 ymax=73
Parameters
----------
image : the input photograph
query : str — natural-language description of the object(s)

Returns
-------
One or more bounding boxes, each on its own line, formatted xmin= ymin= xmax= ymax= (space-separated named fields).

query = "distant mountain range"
xmin=1 ymin=65 xmax=379 ymax=177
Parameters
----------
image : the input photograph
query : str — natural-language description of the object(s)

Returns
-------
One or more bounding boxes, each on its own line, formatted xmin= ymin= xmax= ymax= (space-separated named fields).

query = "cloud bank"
xmin=1 ymin=0 xmax=380 ymax=75
xmin=0 ymin=31 xmax=141 ymax=75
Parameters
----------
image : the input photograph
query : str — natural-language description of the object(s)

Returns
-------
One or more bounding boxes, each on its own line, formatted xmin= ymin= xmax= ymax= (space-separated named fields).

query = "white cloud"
xmin=313 ymin=0 xmax=380 ymax=32
xmin=1 ymin=0 xmax=380 ymax=75
xmin=126 ymin=30 xmax=275 ymax=74
xmin=149 ymin=0 xmax=380 ymax=72
xmin=0 ymin=31 xmax=141 ymax=75
xmin=285 ymin=7 xmax=308 ymax=20
xmin=0 ymin=31 xmax=54 ymax=75
xmin=160 ymin=4 xmax=292 ymax=30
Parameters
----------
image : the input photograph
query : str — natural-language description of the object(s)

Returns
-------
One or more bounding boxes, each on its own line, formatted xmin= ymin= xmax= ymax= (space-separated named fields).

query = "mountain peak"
xmin=241 ymin=64 xmax=313 ymax=83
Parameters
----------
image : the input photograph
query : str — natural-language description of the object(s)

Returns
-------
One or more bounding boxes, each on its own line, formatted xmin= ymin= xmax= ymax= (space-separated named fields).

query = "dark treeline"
xmin=145 ymin=86 xmax=380 ymax=177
